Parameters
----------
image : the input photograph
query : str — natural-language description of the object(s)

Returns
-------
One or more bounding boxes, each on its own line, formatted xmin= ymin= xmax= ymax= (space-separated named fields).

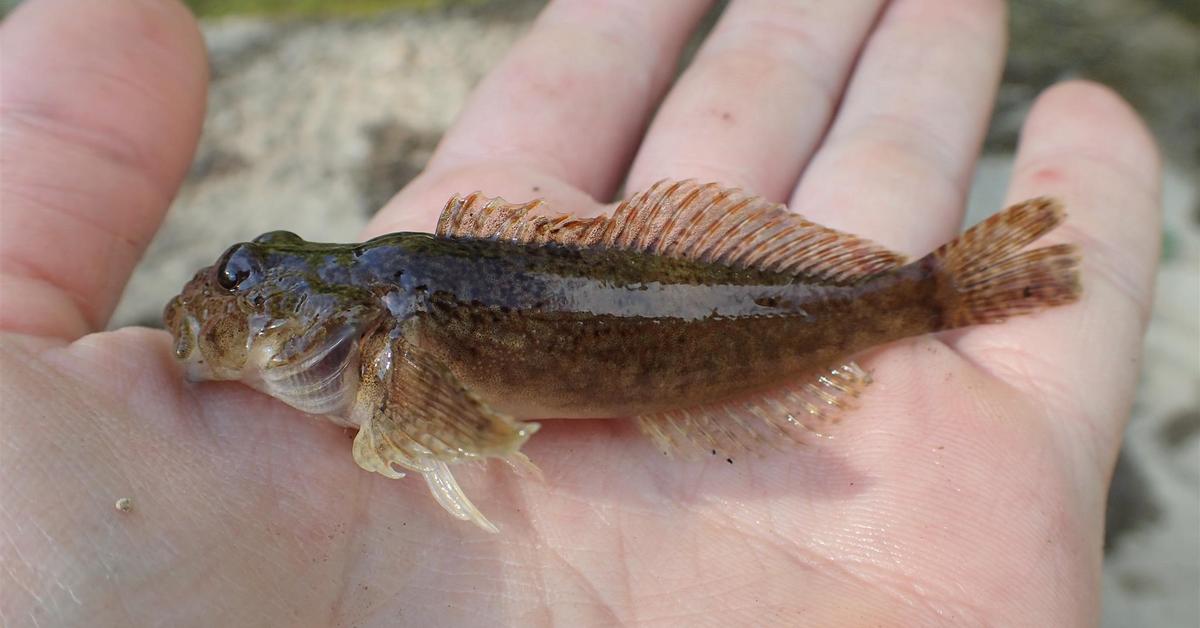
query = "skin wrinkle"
xmin=327 ymin=473 xmax=377 ymax=627
xmin=458 ymin=470 xmax=541 ymax=618
xmin=789 ymin=0 xmax=1005 ymax=254
xmin=540 ymin=535 xmax=623 ymax=624
xmin=676 ymin=511 xmax=961 ymax=623
xmin=0 ymin=151 xmax=166 ymax=331
xmin=934 ymin=290 xmax=1127 ymax=453
xmin=952 ymin=339 xmax=1115 ymax=476
xmin=874 ymin=0 xmax=1005 ymax=90
xmin=0 ymin=177 xmax=144 ymax=254
xmin=612 ymin=517 xmax=637 ymax=624
xmin=885 ymin=6 xmax=1003 ymax=58
xmin=1 ymin=103 xmax=178 ymax=207
xmin=954 ymin=340 xmax=1090 ymax=415
xmin=690 ymin=449 xmax=995 ymax=622
xmin=413 ymin=164 xmax=607 ymax=234
xmin=712 ymin=13 xmax=845 ymax=98
xmin=544 ymin=3 xmax=666 ymax=86
xmin=15 ymin=360 xmax=132 ymax=527
xmin=1018 ymin=150 xmax=1162 ymax=217
xmin=838 ymin=112 xmax=970 ymax=197
xmin=1021 ymin=82 xmax=1162 ymax=172
xmin=429 ymin=3 xmax=708 ymax=200
xmin=432 ymin=152 xmax=581 ymax=201
xmin=626 ymin=2 xmax=885 ymax=198
xmin=690 ymin=47 xmax=835 ymax=133
xmin=808 ymin=135 xmax=964 ymax=228
xmin=0 ymin=190 xmax=133 ymax=277
xmin=835 ymin=553 xmax=990 ymax=624
xmin=943 ymin=313 xmax=1137 ymax=480
xmin=0 ymin=274 xmax=92 ymax=338
xmin=0 ymin=526 xmax=48 ymax=611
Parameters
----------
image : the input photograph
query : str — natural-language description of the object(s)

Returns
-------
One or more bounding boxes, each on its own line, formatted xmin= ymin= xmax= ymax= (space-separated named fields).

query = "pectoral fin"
xmin=351 ymin=329 xmax=539 ymax=532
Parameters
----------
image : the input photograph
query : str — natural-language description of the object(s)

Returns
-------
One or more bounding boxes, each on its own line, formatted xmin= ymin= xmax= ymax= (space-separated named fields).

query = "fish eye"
xmin=215 ymin=245 xmax=258 ymax=291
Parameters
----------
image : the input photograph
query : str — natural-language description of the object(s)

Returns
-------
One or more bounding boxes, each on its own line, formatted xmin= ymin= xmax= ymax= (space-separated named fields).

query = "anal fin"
xmin=636 ymin=362 xmax=871 ymax=458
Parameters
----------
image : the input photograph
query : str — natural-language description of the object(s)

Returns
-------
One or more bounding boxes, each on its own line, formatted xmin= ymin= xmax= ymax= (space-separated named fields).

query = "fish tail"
xmin=930 ymin=197 xmax=1081 ymax=329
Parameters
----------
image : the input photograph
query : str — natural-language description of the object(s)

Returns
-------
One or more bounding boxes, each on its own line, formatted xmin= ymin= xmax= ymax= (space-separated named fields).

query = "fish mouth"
xmin=164 ymin=293 xmax=231 ymax=383
xmin=183 ymin=358 xmax=210 ymax=383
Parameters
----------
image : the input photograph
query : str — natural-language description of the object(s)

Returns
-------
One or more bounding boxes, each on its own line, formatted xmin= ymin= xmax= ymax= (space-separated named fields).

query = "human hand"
xmin=1 ymin=1 xmax=1161 ymax=626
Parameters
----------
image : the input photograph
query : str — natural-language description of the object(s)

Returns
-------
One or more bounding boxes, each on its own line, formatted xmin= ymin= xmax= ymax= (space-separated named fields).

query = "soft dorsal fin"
xmin=437 ymin=180 xmax=907 ymax=283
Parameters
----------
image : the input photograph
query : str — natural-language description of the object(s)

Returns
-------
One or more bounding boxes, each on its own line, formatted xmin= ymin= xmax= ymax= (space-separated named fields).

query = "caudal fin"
xmin=933 ymin=197 xmax=1081 ymax=328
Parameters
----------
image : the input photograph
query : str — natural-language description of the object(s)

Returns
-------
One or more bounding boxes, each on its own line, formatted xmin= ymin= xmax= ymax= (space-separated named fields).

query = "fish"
xmin=163 ymin=179 xmax=1081 ymax=532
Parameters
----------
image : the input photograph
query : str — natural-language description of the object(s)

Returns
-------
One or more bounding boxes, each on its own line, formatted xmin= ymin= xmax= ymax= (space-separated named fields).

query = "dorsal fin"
xmin=436 ymin=180 xmax=906 ymax=283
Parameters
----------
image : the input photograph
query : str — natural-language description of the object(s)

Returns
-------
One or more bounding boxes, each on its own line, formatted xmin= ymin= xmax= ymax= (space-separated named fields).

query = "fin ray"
xmin=636 ymin=362 xmax=872 ymax=458
xmin=437 ymin=180 xmax=907 ymax=283
xmin=932 ymin=198 xmax=1081 ymax=327
xmin=350 ymin=326 xmax=539 ymax=532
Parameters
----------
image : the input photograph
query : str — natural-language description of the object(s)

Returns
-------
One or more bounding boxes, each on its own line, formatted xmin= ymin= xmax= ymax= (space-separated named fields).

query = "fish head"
xmin=164 ymin=231 xmax=384 ymax=417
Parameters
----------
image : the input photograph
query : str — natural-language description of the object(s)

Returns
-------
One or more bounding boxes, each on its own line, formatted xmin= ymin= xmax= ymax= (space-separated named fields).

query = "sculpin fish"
xmin=164 ymin=180 xmax=1081 ymax=531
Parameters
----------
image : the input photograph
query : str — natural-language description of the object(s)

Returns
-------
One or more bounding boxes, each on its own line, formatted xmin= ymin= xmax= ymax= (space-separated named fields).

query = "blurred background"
xmin=4 ymin=0 xmax=1197 ymax=625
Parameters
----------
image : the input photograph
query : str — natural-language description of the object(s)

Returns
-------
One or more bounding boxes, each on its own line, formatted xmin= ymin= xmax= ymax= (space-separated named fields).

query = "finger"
xmin=790 ymin=0 xmax=1007 ymax=257
xmin=625 ymin=0 xmax=886 ymax=201
xmin=951 ymin=81 xmax=1161 ymax=454
xmin=424 ymin=0 xmax=713 ymax=201
xmin=0 ymin=0 xmax=207 ymax=340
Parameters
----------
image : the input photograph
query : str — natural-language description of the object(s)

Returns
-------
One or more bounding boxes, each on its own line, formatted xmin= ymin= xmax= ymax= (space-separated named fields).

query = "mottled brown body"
xmin=404 ymin=240 xmax=940 ymax=418
xmin=164 ymin=179 xmax=1080 ymax=531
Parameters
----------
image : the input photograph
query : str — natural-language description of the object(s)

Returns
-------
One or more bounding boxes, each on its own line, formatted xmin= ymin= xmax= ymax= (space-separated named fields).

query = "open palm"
xmin=2 ymin=1 xmax=1161 ymax=626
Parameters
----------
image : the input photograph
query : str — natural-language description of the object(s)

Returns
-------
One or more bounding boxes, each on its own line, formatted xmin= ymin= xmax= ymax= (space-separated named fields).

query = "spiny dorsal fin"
xmin=437 ymin=180 xmax=907 ymax=283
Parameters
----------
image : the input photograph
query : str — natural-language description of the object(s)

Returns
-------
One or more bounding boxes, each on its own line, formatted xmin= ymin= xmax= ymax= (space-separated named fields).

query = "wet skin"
xmin=177 ymin=231 xmax=940 ymax=420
